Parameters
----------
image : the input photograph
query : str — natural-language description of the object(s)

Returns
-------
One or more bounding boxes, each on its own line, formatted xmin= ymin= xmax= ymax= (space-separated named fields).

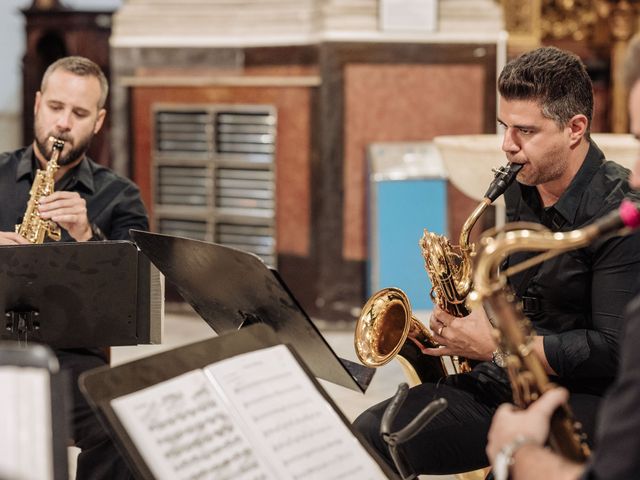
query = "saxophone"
xmin=469 ymin=199 xmax=640 ymax=462
xmin=16 ymin=137 xmax=65 ymax=244
xmin=354 ymin=162 xmax=522 ymax=385
xmin=420 ymin=162 xmax=522 ymax=317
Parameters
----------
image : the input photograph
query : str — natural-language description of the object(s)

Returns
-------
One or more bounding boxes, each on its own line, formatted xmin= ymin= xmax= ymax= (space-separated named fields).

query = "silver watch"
xmin=492 ymin=348 xmax=508 ymax=368
xmin=493 ymin=435 xmax=536 ymax=480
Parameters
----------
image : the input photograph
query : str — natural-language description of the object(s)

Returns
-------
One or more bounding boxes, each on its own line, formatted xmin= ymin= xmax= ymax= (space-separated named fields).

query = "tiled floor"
xmin=97 ymin=307 xmax=458 ymax=480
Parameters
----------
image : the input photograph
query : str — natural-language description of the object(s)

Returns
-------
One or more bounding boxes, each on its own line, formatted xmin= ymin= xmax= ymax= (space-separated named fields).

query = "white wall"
xmin=0 ymin=0 xmax=122 ymax=151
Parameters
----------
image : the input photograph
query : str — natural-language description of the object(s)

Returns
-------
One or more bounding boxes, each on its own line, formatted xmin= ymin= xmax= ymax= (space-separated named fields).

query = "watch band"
xmin=493 ymin=435 xmax=537 ymax=480
xmin=89 ymin=223 xmax=107 ymax=241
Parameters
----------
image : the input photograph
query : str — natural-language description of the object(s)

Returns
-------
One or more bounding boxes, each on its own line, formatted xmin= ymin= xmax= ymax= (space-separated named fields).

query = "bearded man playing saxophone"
xmin=485 ymin=35 xmax=640 ymax=480
xmin=0 ymin=56 xmax=147 ymax=479
xmin=353 ymin=46 xmax=640 ymax=476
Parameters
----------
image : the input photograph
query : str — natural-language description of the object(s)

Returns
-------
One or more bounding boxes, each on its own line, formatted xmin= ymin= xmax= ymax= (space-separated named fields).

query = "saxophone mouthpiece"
xmin=48 ymin=136 xmax=65 ymax=151
xmin=484 ymin=162 xmax=523 ymax=203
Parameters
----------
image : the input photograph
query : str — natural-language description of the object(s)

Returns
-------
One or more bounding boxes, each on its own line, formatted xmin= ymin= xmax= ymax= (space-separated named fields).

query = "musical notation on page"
xmin=111 ymin=370 xmax=273 ymax=480
xmin=204 ymin=345 xmax=387 ymax=480
xmin=112 ymin=345 xmax=387 ymax=480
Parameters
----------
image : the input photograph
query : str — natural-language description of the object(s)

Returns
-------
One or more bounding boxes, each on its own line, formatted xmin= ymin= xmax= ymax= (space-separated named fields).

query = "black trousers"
xmin=57 ymin=349 xmax=135 ymax=480
xmin=352 ymin=362 xmax=601 ymax=476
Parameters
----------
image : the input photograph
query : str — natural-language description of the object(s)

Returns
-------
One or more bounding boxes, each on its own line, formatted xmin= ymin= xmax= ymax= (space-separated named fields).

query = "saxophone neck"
xmin=40 ymin=137 xmax=64 ymax=180
xmin=473 ymin=200 xmax=640 ymax=299
xmin=458 ymin=198 xmax=491 ymax=250
xmin=458 ymin=162 xmax=522 ymax=250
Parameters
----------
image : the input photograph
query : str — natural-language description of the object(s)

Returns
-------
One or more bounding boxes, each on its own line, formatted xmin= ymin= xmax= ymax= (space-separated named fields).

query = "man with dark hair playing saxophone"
xmin=485 ymin=35 xmax=640 ymax=480
xmin=0 ymin=56 xmax=147 ymax=479
xmin=353 ymin=46 xmax=640 ymax=476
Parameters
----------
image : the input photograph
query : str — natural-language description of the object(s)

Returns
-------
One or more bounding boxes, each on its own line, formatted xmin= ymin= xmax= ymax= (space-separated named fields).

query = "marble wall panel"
xmin=343 ymin=63 xmax=487 ymax=260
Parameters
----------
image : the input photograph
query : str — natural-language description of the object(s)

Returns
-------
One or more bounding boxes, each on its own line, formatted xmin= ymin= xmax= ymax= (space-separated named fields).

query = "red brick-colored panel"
xmin=131 ymin=85 xmax=312 ymax=256
xmin=343 ymin=63 xmax=487 ymax=260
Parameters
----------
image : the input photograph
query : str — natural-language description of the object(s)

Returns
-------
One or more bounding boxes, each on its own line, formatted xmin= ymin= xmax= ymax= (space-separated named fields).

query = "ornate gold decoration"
xmin=502 ymin=0 xmax=639 ymax=132
xmin=610 ymin=0 xmax=637 ymax=132
xmin=502 ymin=0 xmax=543 ymax=49
xmin=541 ymin=0 xmax=611 ymax=41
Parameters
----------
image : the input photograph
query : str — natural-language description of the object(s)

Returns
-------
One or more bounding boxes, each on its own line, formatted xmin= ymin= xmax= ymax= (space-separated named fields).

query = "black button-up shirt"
xmin=0 ymin=145 xmax=148 ymax=241
xmin=1 ymin=146 xmax=148 ymax=360
xmin=504 ymin=141 xmax=640 ymax=395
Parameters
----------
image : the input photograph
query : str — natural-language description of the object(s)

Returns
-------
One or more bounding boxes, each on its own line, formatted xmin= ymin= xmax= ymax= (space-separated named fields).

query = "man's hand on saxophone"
xmin=486 ymin=388 xmax=583 ymax=480
xmin=37 ymin=190 xmax=93 ymax=241
xmin=424 ymin=306 xmax=559 ymax=375
xmin=486 ymin=387 xmax=567 ymax=460
xmin=421 ymin=306 xmax=497 ymax=361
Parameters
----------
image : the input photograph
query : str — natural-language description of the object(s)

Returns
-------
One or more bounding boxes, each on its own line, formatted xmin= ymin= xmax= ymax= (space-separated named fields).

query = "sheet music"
xmin=205 ymin=345 xmax=387 ymax=480
xmin=0 ymin=366 xmax=53 ymax=480
xmin=111 ymin=370 xmax=275 ymax=480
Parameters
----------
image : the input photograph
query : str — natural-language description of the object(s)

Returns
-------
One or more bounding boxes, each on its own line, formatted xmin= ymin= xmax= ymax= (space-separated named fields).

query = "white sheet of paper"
xmin=112 ymin=369 xmax=276 ymax=480
xmin=205 ymin=345 xmax=387 ymax=480
xmin=0 ymin=367 xmax=53 ymax=480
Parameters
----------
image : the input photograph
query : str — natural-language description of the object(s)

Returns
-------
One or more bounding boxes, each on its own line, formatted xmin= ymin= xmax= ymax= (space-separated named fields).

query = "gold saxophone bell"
xmin=355 ymin=162 xmax=523 ymax=385
xmin=354 ymin=287 xmax=445 ymax=386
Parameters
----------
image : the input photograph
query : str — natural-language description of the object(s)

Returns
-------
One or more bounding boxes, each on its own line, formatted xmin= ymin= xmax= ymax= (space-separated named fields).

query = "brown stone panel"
xmin=131 ymin=87 xmax=154 ymax=218
xmin=130 ymin=85 xmax=312 ymax=256
xmin=342 ymin=63 xmax=487 ymax=261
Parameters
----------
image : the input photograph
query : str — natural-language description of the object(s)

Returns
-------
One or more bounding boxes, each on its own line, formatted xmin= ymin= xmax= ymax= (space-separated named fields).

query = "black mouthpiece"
xmin=484 ymin=162 xmax=523 ymax=203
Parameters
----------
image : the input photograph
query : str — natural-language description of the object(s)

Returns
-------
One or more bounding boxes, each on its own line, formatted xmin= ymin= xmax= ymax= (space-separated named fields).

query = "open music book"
xmin=87 ymin=326 xmax=392 ymax=480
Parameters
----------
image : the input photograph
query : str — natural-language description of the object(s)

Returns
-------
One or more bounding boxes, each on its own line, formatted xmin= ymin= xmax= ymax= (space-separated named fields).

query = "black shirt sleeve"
xmin=543 ymin=232 xmax=640 ymax=378
xmin=84 ymin=173 xmax=149 ymax=242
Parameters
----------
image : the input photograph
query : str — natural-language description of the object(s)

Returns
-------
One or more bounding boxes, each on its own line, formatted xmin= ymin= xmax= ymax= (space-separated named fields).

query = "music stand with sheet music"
xmin=130 ymin=229 xmax=375 ymax=392
xmin=0 ymin=241 xmax=162 ymax=348
xmin=0 ymin=342 xmax=69 ymax=480
xmin=79 ymin=323 xmax=398 ymax=480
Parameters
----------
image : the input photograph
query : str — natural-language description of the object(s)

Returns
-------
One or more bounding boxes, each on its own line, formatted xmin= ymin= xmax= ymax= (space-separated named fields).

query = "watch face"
xmin=492 ymin=350 xmax=507 ymax=368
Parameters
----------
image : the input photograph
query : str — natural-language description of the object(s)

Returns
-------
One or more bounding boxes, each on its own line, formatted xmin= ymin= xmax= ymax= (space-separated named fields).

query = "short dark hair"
xmin=624 ymin=34 xmax=640 ymax=90
xmin=40 ymin=56 xmax=109 ymax=109
xmin=498 ymin=46 xmax=593 ymax=136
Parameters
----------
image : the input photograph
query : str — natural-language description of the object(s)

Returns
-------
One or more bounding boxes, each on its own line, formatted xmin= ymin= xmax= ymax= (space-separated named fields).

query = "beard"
xmin=511 ymin=146 xmax=567 ymax=187
xmin=35 ymin=132 xmax=94 ymax=166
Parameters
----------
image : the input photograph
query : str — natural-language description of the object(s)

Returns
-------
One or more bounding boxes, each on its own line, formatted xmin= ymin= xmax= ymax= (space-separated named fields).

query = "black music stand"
xmin=0 ymin=241 xmax=162 ymax=348
xmin=130 ymin=230 xmax=375 ymax=392
xmin=80 ymin=324 xmax=397 ymax=480
xmin=0 ymin=342 xmax=69 ymax=480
